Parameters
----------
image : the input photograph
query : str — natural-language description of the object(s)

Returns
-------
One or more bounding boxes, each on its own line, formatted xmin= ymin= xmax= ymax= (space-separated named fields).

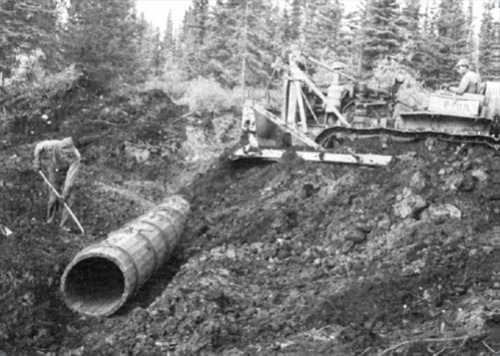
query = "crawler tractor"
xmin=232 ymin=13 xmax=500 ymax=165
xmin=232 ymin=52 xmax=499 ymax=166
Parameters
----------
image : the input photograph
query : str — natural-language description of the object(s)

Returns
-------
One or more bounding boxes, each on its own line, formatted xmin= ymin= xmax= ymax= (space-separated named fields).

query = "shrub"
xmin=160 ymin=70 xmax=190 ymax=100
xmin=180 ymin=77 xmax=233 ymax=115
xmin=131 ymin=68 xmax=190 ymax=102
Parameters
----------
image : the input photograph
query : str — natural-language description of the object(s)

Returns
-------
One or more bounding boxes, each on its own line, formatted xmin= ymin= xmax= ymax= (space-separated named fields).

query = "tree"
xmin=288 ymin=0 xmax=303 ymax=43
xmin=200 ymin=0 xmax=276 ymax=88
xmin=220 ymin=0 xmax=275 ymax=87
xmin=199 ymin=0 xmax=231 ymax=84
xmin=163 ymin=10 xmax=175 ymax=70
xmin=397 ymin=0 xmax=431 ymax=78
xmin=0 ymin=0 xmax=60 ymax=77
xmin=63 ymin=0 xmax=140 ymax=87
xmin=414 ymin=0 xmax=442 ymax=87
xmin=134 ymin=13 xmax=163 ymax=79
xmin=302 ymin=0 xmax=344 ymax=60
xmin=148 ymin=27 xmax=164 ymax=78
xmin=398 ymin=0 xmax=420 ymax=59
xmin=431 ymin=0 xmax=470 ymax=84
xmin=465 ymin=0 xmax=477 ymax=66
xmin=178 ymin=0 xmax=210 ymax=77
xmin=193 ymin=0 xmax=210 ymax=45
xmin=478 ymin=1 xmax=499 ymax=79
xmin=360 ymin=0 xmax=402 ymax=71
xmin=280 ymin=6 xmax=292 ymax=44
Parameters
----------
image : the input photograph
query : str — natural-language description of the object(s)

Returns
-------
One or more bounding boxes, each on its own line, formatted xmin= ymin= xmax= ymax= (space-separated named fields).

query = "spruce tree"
xmin=397 ymin=0 xmax=431 ymax=79
xmin=416 ymin=0 xmax=442 ymax=87
xmin=63 ymin=0 xmax=140 ymax=87
xmin=0 ymin=0 xmax=60 ymax=77
xmin=150 ymin=28 xmax=164 ymax=77
xmin=201 ymin=0 xmax=276 ymax=88
xmin=281 ymin=6 xmax=292 ymax=44
xmin=178 ymin=0 xmax=210 ymax=78
xmin=201 ymin=0 xmax=231 ymax=84
xmin=465 ymin=0 xmax=476 ymax=66
xmin=134 ymin=13 xmax=157 ymax=79
xmin=360 ymin=0 xmax=402 ymax=71
xmin=398 ymin=0 xmax=420 ymax=60
xmin=224 ymin=0 xmax=275 ymax=87
xmin=193 ymin=0 xmax=209 ymax=45
xmin=431 ymin=0 xmax=470 ymax=85
xmin=163 ymin=10 xmax=175 ymax=70
xmin=349 ymin=0 xmax=369 ymax=75
xmin=289 ymin=0 xmax=303 ymax=43
xmin=302 ymin=0 xmax=343 ymax=60
xmin=478 ymin=1 xmax=497 ymax=79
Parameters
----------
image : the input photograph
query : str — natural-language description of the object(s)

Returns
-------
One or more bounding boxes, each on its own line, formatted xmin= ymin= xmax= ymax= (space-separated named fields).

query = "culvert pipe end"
xmin=61 ymin=247 xmax=136 ymax=317
xmin=61 ymin=195 xmax=190 ymax=317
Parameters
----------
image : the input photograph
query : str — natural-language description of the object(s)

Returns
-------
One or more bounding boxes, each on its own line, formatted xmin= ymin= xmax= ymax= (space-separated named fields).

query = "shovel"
xmin=38 ymin=170 xmax=85 ymax=235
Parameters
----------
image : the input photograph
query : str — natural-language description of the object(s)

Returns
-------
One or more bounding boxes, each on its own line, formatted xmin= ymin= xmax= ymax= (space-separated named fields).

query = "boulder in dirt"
xmin=444 ymin=173 xmax=464 ymax=191
xmin=385 ymin=219 xmax=422 ymax=249
xmin=409 ymin=171 xmax=426 ymax=194
xmin=302 ymin=183 xmax=318 ymax=198
xmin=471 ymin=168 xmax=488 ymax=182
xmin=393 ymin=189 xmax=427 ymax=219
xmin=459 ymin=174 xmax=475 ymax=192
xmin=376 ymin=214 xmax=391 ymax=231
xmin=124 ymin=142 xmax=151 ymax=164
xmin=421 ymin=203 xmax=462 ymax=224
xmin=343 ymin=228 xmax=367 ymax=244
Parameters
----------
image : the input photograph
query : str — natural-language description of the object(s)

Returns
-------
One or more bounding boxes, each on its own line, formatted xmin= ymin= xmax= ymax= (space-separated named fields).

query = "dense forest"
xmin=1 ymin=0 xmax=499 ymax=94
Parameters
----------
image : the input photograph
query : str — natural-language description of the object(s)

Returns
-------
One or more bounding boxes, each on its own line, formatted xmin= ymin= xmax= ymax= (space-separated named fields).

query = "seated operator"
xmin=446 ymin=59 xmax=481 ymax=95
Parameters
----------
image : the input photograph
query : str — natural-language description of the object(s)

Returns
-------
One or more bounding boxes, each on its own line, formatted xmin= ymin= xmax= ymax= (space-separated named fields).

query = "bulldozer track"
xmin=315 ymin=126 xmax=500 ymax=151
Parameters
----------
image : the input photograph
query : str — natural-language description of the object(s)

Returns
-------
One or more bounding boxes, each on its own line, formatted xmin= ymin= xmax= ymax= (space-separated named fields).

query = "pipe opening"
xmin=63 ymin=257 xmax=125 ymax=316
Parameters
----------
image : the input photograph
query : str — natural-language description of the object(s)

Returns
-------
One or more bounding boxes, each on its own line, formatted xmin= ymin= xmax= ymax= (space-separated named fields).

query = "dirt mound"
xmin=1 ymin=83 xmax=499 ymax=355
xmin=20 ymin=141 xmax=491 ymax=356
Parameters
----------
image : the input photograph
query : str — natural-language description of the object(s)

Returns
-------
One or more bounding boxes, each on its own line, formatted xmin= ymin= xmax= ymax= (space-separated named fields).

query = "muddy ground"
xmin=1 ymin=87 xmax=500 ymax=356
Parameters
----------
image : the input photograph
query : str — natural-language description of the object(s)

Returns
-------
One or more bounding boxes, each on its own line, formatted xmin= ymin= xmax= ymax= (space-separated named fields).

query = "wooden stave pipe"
xmin=60 ymin=195 xmax=190 ymax=317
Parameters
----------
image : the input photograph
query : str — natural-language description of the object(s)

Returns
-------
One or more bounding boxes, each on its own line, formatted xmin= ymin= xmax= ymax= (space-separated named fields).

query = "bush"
xmin=180 ymin=77 xmax=234 ymax=115
xmin=138 ymin=70 xmax=189 ymax=101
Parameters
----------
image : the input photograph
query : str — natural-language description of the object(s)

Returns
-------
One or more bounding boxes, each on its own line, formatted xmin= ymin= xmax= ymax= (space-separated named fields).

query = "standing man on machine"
xmin=324 ymin=61 xmax=348 ymax=126
xmin=33 ymin=137 xmax=81 ymax=229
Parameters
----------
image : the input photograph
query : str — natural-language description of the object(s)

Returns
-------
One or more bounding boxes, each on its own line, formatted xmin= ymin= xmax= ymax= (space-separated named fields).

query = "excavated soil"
xmin=1 ymin=89 xmax=500 ymax=356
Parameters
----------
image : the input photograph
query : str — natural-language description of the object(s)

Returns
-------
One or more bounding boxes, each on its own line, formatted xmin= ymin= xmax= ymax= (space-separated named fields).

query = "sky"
xmin=136 ymin=0 xmax=191 ymax=32
xmin=135 ymin=0 xmax=365 ymax=32
xmin=135 ymin=0 xmax=491 ymax=34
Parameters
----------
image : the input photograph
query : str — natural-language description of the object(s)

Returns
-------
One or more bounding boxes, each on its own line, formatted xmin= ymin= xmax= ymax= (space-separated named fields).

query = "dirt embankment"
xmin=1 ymin=85 xmax=500 ymax=355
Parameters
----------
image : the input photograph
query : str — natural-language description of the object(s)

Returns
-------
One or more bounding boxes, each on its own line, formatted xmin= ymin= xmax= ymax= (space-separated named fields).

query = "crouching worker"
xmin=34 ymin=137 xmax=81 ymax=229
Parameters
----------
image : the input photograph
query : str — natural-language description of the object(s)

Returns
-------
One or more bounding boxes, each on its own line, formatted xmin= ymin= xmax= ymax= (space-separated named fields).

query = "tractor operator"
xmin=34 ymin=137 xmax=81 ymax=229
xmin=447 ymin=59 xmax=481 ymax=95
xmin=324 ymin=61 xmax=347 ymax=125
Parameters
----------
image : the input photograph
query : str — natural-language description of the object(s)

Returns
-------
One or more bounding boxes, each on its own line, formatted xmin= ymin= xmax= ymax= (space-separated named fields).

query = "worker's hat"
xmin=61 ymin=137 xmax=75 ymax=148
xmin=455 ymin=59 xmax=469 ymax=68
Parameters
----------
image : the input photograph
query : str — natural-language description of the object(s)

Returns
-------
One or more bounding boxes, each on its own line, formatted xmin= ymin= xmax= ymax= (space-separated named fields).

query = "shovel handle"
xmin=38 ymin=170 xmax=85 ymax=235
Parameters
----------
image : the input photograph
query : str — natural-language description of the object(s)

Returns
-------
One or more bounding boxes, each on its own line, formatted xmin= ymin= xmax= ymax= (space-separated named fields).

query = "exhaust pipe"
xmin=60 ymin=195 xmax=190 ymax=317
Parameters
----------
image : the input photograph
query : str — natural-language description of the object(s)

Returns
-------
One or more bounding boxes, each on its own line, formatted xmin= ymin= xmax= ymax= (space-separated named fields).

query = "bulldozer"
xmin=231 ymin=15 xmax=500 ymax=166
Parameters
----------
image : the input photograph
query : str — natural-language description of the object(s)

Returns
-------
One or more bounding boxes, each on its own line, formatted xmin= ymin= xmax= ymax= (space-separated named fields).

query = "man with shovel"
xmin=33 ymin=137 xmax=81 ymax=230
